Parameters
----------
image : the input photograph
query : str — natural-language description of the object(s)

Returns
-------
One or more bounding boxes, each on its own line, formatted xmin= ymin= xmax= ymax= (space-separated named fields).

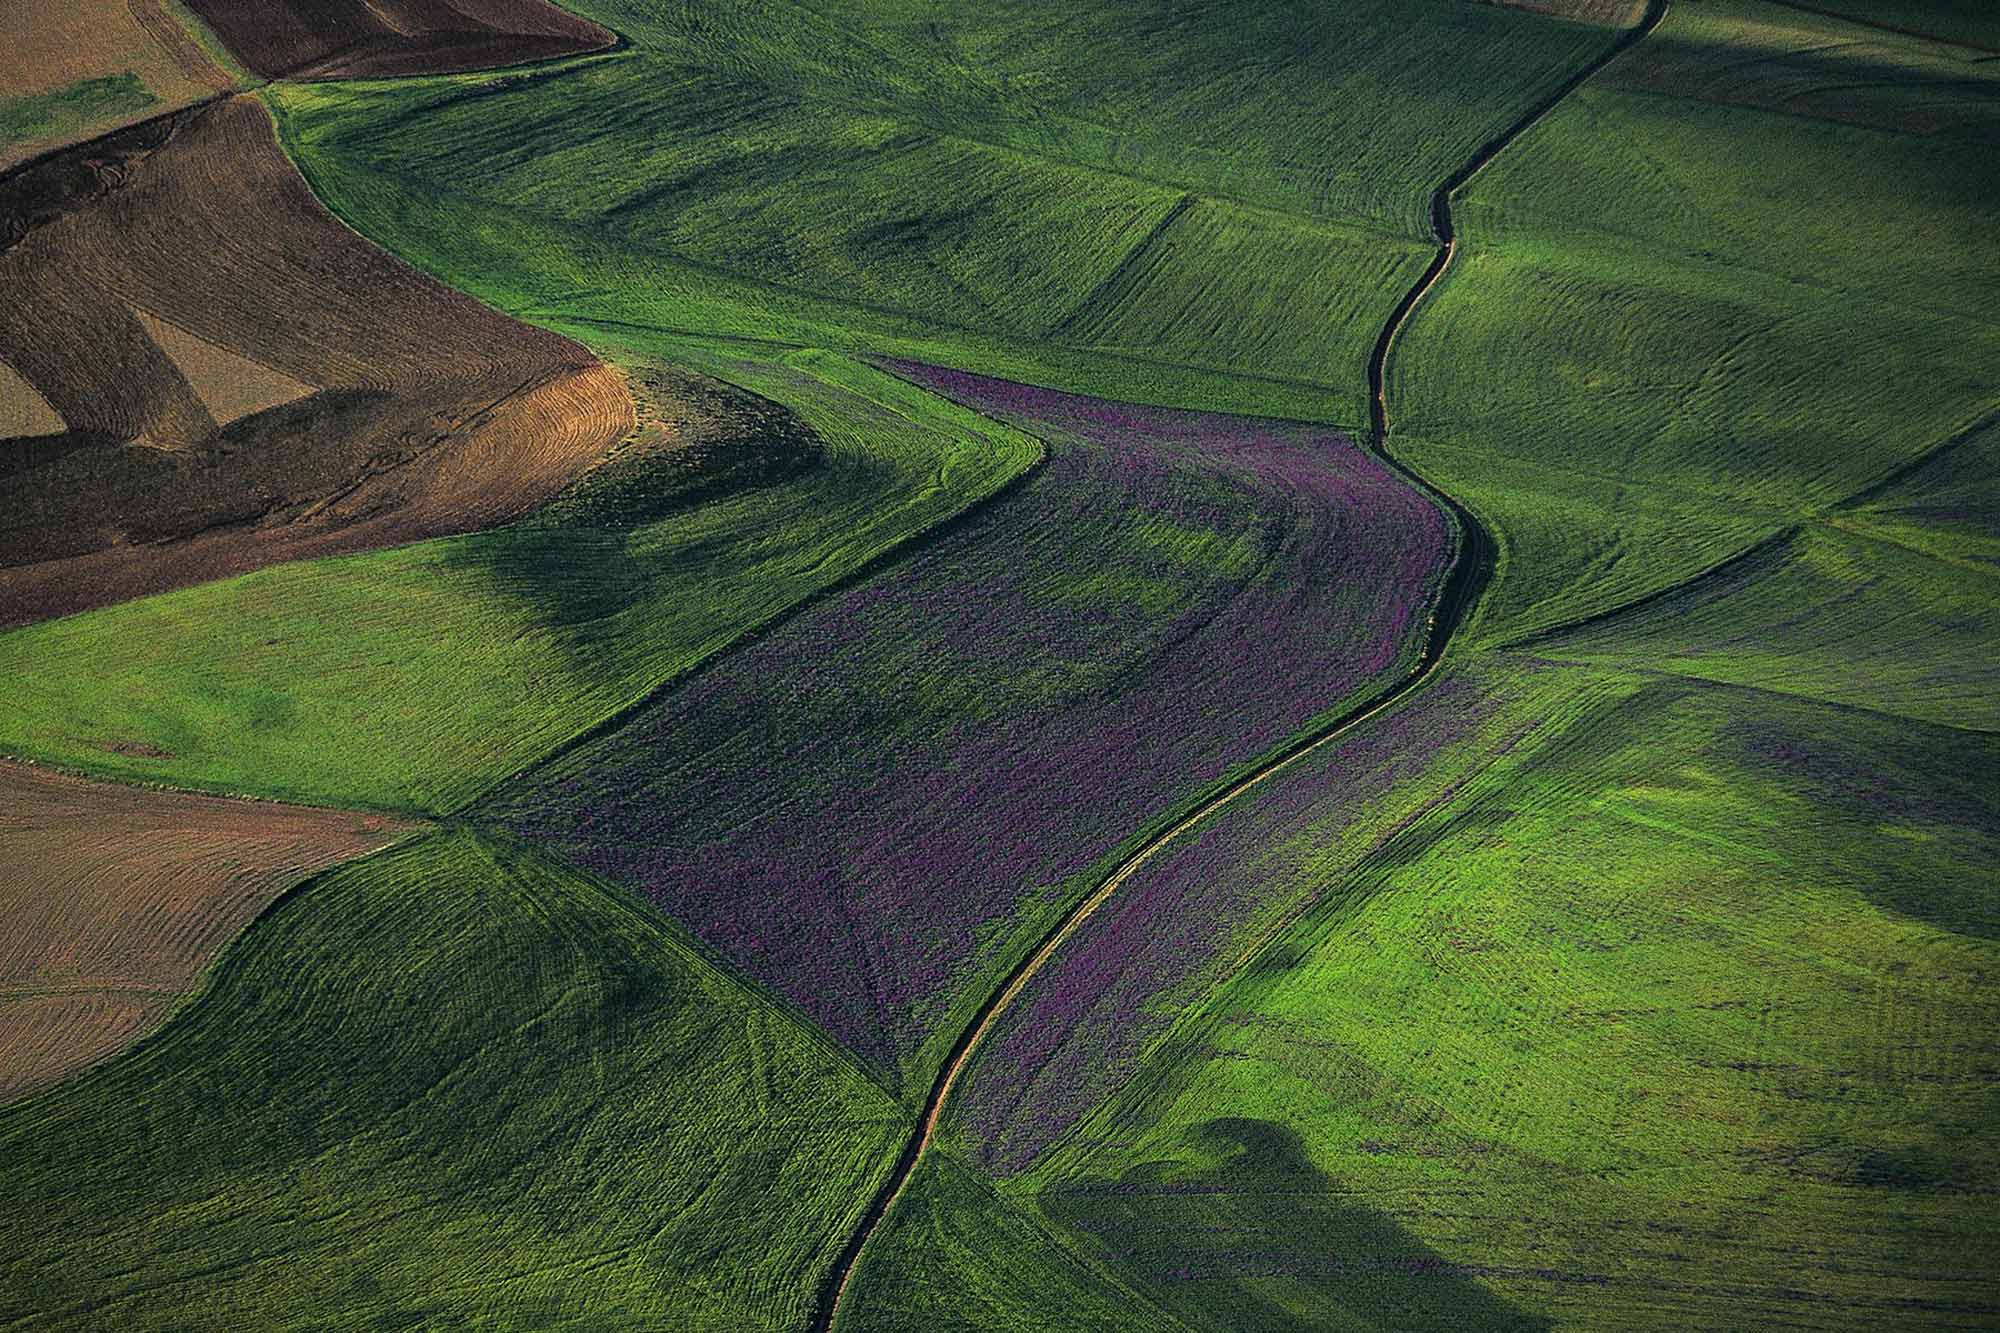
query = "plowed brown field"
xmin=0 ymin=761 xmax=413 ymax=1103
xmin=0 ymin=95 xmax=634 ymax=627
xmin=177 ymin=0 xmax=616 ymax=81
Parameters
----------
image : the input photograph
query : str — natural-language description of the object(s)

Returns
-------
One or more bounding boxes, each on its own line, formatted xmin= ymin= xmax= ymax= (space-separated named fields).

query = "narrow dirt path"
xmin=807 ymin=5 xmax=1669 ymax=1327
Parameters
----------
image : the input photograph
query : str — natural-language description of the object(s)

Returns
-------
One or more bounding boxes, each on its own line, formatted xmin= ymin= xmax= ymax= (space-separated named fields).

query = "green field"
xmin=1389 ymin=0 xmax=2000 ymax=645
xmin=908 ymin=657 xmax=2000 ymax=1329
xmin=0 ymin=829 xmax=908 ymax=1330
xmin=0 ymin=343 xmax=1039 ymax=812
xmin=260 ymin=0 xmax=1627 ymax=426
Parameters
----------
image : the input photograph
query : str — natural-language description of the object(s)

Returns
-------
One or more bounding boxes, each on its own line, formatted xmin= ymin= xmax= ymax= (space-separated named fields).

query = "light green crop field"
xmin=261 ymin=0 xmax=1624 ymax=426
xmin=1540 ymin=524 xmax=2000 ymax=731
xmin=1389 ymin=0 xmax=2000 ymax=645
xmin=978 ymin=657 xmax=2000 ymax=1330
xmin=838 ymin=1155 xmax=1153 ymax=1332
xmin=0 ymin=829 xmax=908 ymax=1330
xmin=0 ymin=344 xmax=1039 ymax=812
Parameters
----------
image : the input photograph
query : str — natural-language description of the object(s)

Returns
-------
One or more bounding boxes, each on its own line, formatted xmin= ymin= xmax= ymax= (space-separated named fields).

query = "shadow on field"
xmin=1045 ymin=1117 xmax=1551 ymax=1332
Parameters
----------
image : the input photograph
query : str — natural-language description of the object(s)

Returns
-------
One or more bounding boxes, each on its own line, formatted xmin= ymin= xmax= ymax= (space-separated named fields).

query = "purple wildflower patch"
xmin=487 ymin=365 xmax=1451 ymax=1081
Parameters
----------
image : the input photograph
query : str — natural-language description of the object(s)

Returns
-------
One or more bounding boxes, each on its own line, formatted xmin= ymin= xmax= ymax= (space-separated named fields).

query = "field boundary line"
xmin=1755 ymin=0 xmax=2000 ymax=55
xmin=1502 ymin=524 xmax=1800 ymax=649
xmin=1832 ymin=401 xmax=2000 ymax=513
xmin=809 ymin=5 xmax=1670 ymax=1326
xmin=1045 ymin=192 xmax=1196 ymax=339
xmin=1506 ymin=398 xmax=2000 ymax=650
xmin=459 ymin=409 xmax=1050 ymax=815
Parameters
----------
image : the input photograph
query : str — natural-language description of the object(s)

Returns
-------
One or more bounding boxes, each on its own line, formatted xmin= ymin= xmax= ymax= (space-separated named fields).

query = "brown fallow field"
xmin=0 ymin=94 xmax=635 ymax=628
xmin=0 ymin=0 xmax=236 ymax=171
xmin=177 ymin=0 xmax=616 ymax=81
xmin=0 ymin=761 xmax=413 ymax=1104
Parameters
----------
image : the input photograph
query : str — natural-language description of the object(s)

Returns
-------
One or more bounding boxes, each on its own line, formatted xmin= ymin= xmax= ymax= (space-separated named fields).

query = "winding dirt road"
xmin=806 ymin=3 xmax=1670 ymax=1328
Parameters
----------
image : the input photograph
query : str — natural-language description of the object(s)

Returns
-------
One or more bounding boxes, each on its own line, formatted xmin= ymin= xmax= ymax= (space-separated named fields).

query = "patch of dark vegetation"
xmin=0 ymin=75 xmax=156 ymax=154
xmin=1046 ymin=1118 xmax=1554 ymax=1331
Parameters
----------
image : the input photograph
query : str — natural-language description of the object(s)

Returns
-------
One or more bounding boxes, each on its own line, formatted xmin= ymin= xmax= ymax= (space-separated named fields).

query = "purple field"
xmin=488 ymin=366 xmax=1452 ymax=1079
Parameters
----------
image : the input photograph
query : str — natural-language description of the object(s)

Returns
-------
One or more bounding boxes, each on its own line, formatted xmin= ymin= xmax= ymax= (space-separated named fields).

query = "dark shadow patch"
xmin=1046 ymin=1117 xmax=1554 ymax=1331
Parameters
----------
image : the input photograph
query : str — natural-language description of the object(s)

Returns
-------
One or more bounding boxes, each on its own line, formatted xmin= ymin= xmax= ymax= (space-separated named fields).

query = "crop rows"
xmin=0 ymin=761 xmax=409 ymax=1102
xmin=0 ymin=831 xmax=911 ymax=1331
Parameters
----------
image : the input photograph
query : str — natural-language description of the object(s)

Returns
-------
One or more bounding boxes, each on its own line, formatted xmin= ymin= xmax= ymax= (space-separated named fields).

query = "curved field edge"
xmin=0 ymin=759 xmax=420 ymax=1106
xmin=807 ymin=7 xmax=1672 ymax=1321
xmin=484 ymin=357 xmax=1458 ymax=1085
xmin=0 ymin=341 xmax=1041 ymax=814
xmin=0 ymin=94 xmax=634 ymax=630
xmin=1386 ymin=0 xmax=2000 ymax=647
xmin=0 ymin=827 xmax=910 ymax=1331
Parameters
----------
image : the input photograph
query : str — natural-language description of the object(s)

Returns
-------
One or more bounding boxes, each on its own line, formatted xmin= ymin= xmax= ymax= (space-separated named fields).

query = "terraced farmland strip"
xmin=0 ymin=829 xmax=909 ymax=1330
xmin=0 ymin=760 xmax=411 ymax=1103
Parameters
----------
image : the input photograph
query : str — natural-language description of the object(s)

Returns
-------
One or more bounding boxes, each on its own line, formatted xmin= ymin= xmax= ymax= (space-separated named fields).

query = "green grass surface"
xmin=0 ymin=828 xmax=907 ymax=1330
xmin=837 ymin=1155 xmax=1153 ymax=1332
xmin=997 ymin=658 xmax=2000 ymax=1328
xmin=1540 ymin=524 xmax=2000 ymax=731
xmin=1774 ymin=0 xmax=2000 ymax=51
xmin=0 ymin=343 xmax=1039 ymax=812
xmin=0 ymin=74 xmax=154 ymax=151
xmin=261 ymin=0 xmax=1619 ymax=426
xmin=1389 ymin=0 xmax=2000 ymax=645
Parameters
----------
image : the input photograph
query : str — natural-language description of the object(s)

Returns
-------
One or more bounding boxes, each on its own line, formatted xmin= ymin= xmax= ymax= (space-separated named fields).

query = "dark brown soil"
xmin=0 ymin=96 xmax=634 ymax=628
xmin=177 ymin=0 xmax=616 ymax=81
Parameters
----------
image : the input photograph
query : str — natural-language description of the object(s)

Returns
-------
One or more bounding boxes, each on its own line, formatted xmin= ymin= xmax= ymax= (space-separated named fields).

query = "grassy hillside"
xmin=837 ymin=1155 xmax=1155 ymax=1332
xmin=979 ymin=659 xmax=2000 ymax=1329
xmin=263 ymin=0 xmax=1625 ymax=426
xmin=1388 ymin=0 xmax=2000 ymax=644
xmin=1539 ymin=525 xmax=2000 ymax=731
xmin=0 ymin=344 xmax=1038 ymax=812
xmin=0 ymin=830 xmax=907 ymax=1330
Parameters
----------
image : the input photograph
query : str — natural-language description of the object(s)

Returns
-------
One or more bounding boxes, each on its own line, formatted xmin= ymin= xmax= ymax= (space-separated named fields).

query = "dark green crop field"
xmin=0 ymin=0 xmax=1994 ymax=1328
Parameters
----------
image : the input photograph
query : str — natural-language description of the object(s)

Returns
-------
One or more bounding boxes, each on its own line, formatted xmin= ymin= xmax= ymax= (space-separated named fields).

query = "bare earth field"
xmin=0 ymin=94 xmax=633 ymax=627
xmin=0 ymin=761 xmax=411 ymax=1104
xmin=176 ymin=0 xmax=616 ymax=81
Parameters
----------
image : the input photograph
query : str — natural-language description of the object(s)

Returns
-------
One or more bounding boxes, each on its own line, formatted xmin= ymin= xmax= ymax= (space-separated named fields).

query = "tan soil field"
xmin=0 ymin=95 xmax=634 ymax=627
xmin=0 ymin=761 xmax=413 ymax=1104
xmin=0 ymin=0 xmax=235 ymax=170
xmin=132 ymin=307 xmax=316 ymax=427
xmin=0 ymin=359 xmax=65 ymax=437
xmin=178 ymin=0 xmax=616 ymax=81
